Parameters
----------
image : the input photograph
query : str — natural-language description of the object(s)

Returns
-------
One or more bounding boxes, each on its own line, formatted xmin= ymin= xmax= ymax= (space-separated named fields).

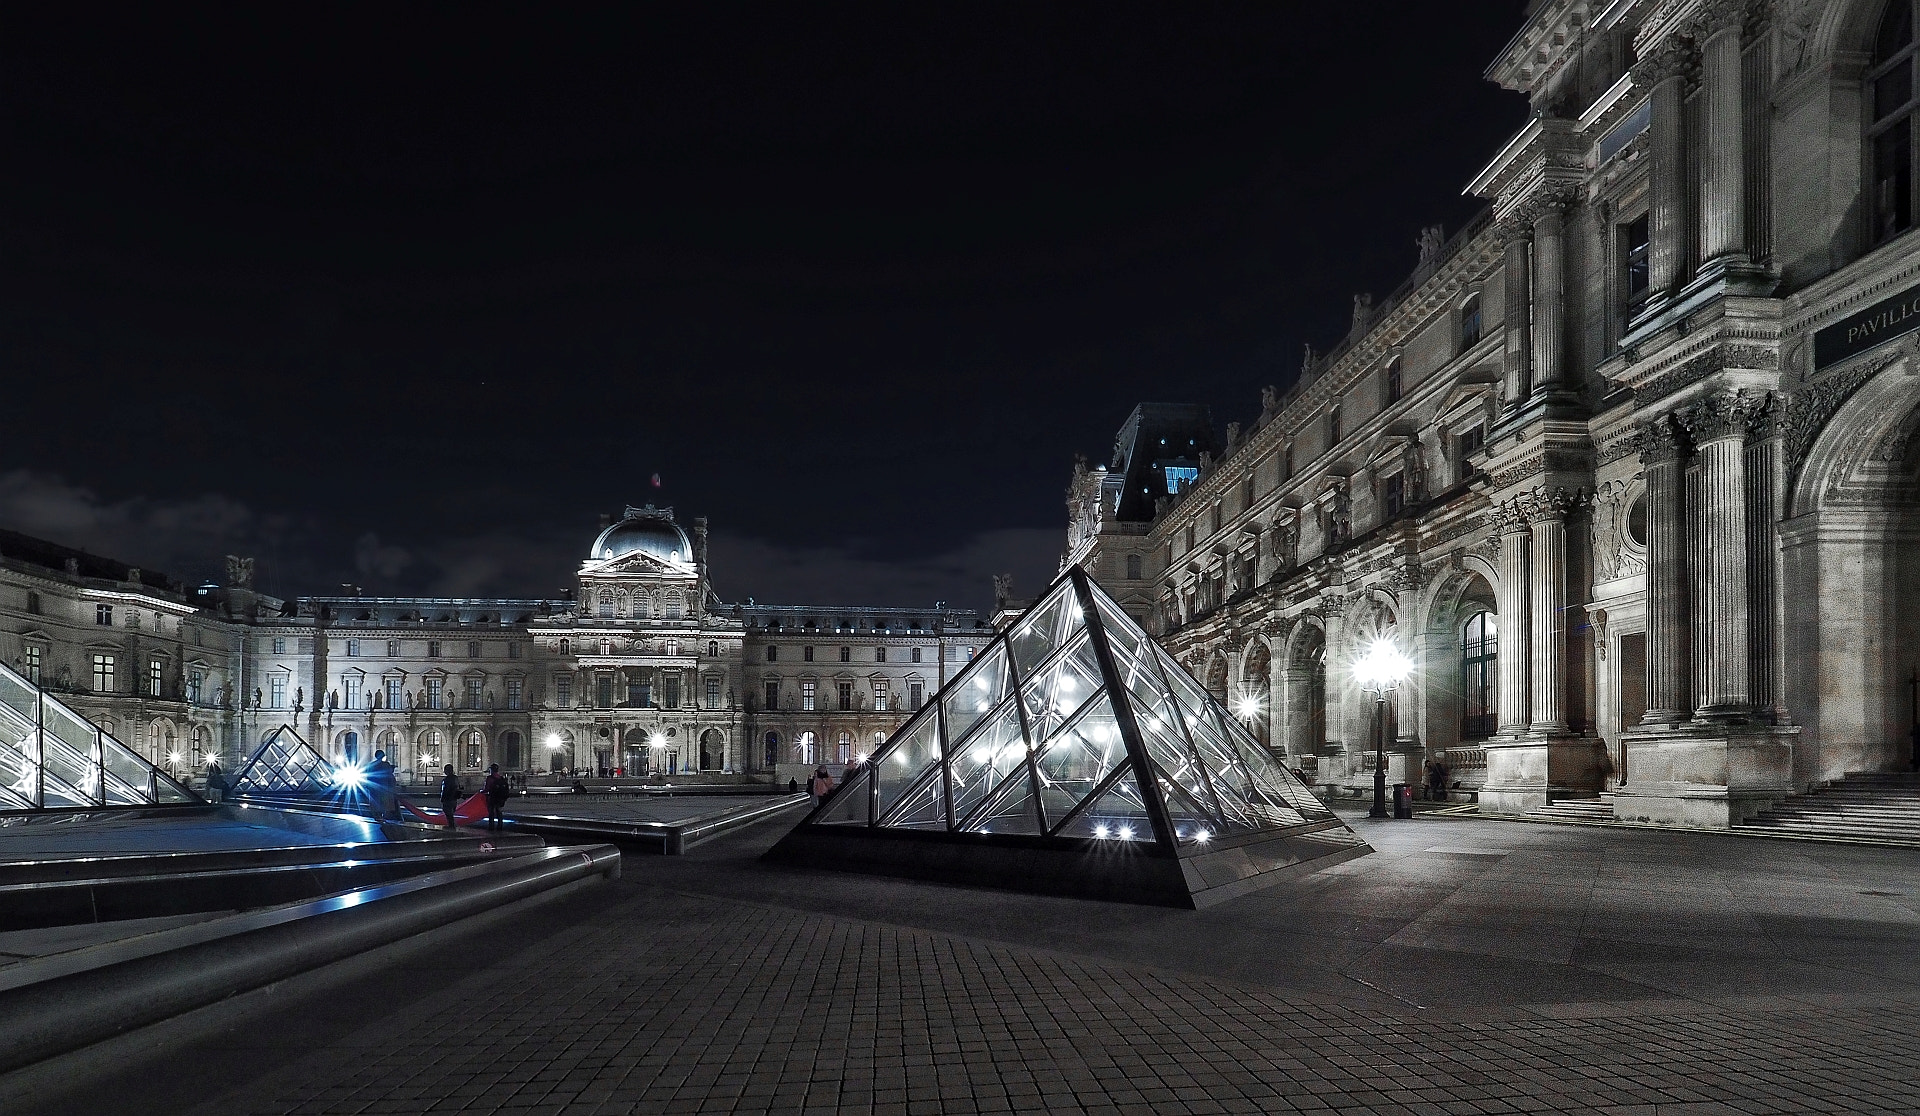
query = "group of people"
xmin=438 ymin=760 xmax=514 ymax=830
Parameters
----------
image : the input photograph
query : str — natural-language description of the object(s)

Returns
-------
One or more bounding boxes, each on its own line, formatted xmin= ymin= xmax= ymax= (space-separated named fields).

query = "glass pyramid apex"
xmin=0 ymin=658 xmax=201 ymax=811
xmin=230 ymin=725 xmax=337 ymax=795
xmin=802 ymin=567 xmax=1345 ymax=853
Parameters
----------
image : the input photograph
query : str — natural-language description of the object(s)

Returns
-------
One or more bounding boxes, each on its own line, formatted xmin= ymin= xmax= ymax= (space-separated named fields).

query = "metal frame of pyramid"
xmin=765 ymin=567 xmax=1369 ymax=908
xmin=229 ymin=724 xmax=338 ymax=796
xmin=0 ymin=658 xmax=201 ymax=812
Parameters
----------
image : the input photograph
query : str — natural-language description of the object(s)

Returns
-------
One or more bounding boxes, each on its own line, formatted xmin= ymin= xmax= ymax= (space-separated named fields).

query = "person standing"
xmin=204 ymin=760 xmax=227 ymax=804
xmin=438 ymin=763 xmax=461 ymax=829
xmin=809 ymin=766 xmax=834 ymax=804
xmin=483 ymin=763 xmax=511 ymax=831
xmin=367 ymin=749 xmax=398 ymax=820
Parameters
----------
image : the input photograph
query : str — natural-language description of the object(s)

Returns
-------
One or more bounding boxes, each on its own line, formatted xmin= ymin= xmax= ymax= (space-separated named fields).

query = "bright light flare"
xmin=648 ymin=733 xmax=667 ymax=748
xmin=1353 ymin=639 xmax=1414 ymax=691
xmin=166 ymin=750 xmax=181 ymax=764
xmin=1232 ymin=695 xmax=1262 ymax=719
xmin=334 ymin=764 xmax=367 ymax=789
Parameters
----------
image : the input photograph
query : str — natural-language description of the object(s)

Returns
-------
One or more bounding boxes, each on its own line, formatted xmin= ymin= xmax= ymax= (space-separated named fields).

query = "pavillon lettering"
xmin=1814 ymin=281 xmax=1920 ymax=368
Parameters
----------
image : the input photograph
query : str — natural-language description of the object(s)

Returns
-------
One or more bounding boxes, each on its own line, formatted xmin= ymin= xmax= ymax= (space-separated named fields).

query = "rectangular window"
xmin=911 ymin=646 xmax=923 ymax=663
xmin=96 ymin=604 xmax=112 ymax=626
xmin=596 ymin=674 xmax=613 ymax=708
xmin=837 ymin=682 xmax=853 ymax=711
xmin=705 ymin=676 xmax=721 ymax=709
xmin=1623 ymin=214 xmax=1651 ymax=304
xmin=555 ymin=675 xmax=572 ymax=706
xmin=346 ymin=638 xmax=361 ymax=657
xmin=1126 ymin=554 xmax=1143 ymax=580
xmin=272 ymin=637 xmax=286 ymax=655
xmin=874 ymin=679 xmax=889 ymax=712
xmin=468 ymin=641 xmax=480 ymax=659
xmin=386 ymin=678 xmax=404 ymax=710
xmin=426 ymin=677 xmax=444 ymax=710
xmin=839 ymin=646 xmax=851 ymax=663
xmin=765 ymin=681 xmax=780 ymax=711
xmin=1385 ymin=359 xmax=1402 ymax=405
xmin=875 ymin=646 xmax=887 ymax=663
xmin=343 ymin=675 xmax=362 ymax=710
xmin=1328 ymin=403 xmax=1342 ymax=445
xmin=664 ymin=672 xmax=682 ymax=709
xmin=1383 ymin=474 xmax=1405 ymax=519
xmin=189 ymin=668 xmax=205 ymax=705
xmin=148 ymin=659 xmax=163 ymax=697
xmin=804 ymin=646 xmax=815 ymax=662
xmin=766 ymin=645 xmax=778 ymax=662
xmin=665 ymin=639 xmax=679 ymax=657
xmin=1163 ymin=466 xmax=1198 ymax=494
xmin=23 ymin=646 xmax=39 ymax=685
xmin=466 ymin=677 xmax=483 ymax=708
xmin=508 ymin=642 xmax=522 ymax=660
xmin=632 ymin=682 xmax=652 ymax=707
xmin=93 ymin=654 xmax=115 ymax=693
xmin=1281 ymin=444 xmax=1293 ymax=481
xmin=1455 ymin=425 xmax=1485 ymax=476
xmin=910 ymin=681 xmax=925 ymax=710
xmin=964 ymin=647 xmax=976 ymax=661
xmin=1460 ymin=295 xmax=1483 ymax=349
xmin=387 ymin=640 xmax=400 ymax=658
xmin=427 ymin=640 xmax=441 ymax=658
xmin=507 ymin=678 xmax=523 ymax=710
xmin=269 ymin=673 xmax=287 ymax=709
xmin=802 ymin=679 xmax=817 ymax=711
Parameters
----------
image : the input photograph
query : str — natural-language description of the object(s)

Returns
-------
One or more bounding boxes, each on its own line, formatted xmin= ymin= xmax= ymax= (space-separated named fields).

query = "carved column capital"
xmin=1518 ymin=486 xmax=1587 ymax=524
xmin=1637 ymin=413 xmax=1691 ymax=464
xmin=1631 ymin=36 xmax=1698 ymax=89
xmin=1690 ymin=0 xmax=1759 ymax=41
xmin=1677 ymin=388 xmax=1770 ymax=444
xmin=1486 ymin=499 xmax=1533 ymax=538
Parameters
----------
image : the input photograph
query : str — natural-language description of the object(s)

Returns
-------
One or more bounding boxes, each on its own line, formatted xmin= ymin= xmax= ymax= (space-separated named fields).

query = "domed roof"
xmin=590 ymin=506 xmax=692 ymax=564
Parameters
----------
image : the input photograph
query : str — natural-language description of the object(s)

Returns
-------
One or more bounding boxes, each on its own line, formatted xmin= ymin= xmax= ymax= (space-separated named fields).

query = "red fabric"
xmin=401 ymin=792 xmax=491 ymax=826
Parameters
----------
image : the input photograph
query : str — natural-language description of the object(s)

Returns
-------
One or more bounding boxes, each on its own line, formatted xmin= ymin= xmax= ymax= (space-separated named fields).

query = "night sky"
xmin=0 ymin=4 xmax=1527 ymax=612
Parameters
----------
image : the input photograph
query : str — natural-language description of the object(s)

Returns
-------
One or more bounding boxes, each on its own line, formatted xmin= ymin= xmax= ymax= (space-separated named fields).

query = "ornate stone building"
xmin=1067 ymin=0 xmax=1920 ymax=828
xmin=0 ymin=506 xmax=984 ymax=786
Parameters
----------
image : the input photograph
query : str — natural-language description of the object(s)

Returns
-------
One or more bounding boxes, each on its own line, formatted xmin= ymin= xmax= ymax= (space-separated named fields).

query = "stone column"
xmin=1524 ymin=490 xmax=1581 ymax=733
xmin=1491 ymin=502 xmax=1532 ymax=735
xmin=1529 ymin=199 xmax=1569 ymax=396
xmin=1745 ymin=396 xmax=1789 ymax=723
xmin=1501 ymin=229 xmax=1532 ymax=411
xmin=1279 ymin=666 xmax=1313 ymax=759
xmin=1268 ymin=644 xmax=1289 ymax=755
xmin=1635 ymin=42 xmax=1694 ymax=302
xmin=1639 ymin=416 xmax=1692 ymax=723
xmin=1679 ymin=391 xmax=1764 ymax=717
xmin=1698 ymin=9 xmax=1746 ymax=267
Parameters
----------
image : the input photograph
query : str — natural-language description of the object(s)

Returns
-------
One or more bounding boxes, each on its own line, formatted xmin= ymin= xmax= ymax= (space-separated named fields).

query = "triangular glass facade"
xmin=807 ymin=568 xmax=1340 ymax=851
xmin=0 ymin=659 xmax=200 ymax=811
xmin=229 ymin=725 xmax=337 ymax=795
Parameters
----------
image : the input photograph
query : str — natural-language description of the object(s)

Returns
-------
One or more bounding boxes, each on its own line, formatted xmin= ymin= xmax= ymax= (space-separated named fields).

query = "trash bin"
xmin=1392 ymin=783 xmax=1414 ymax=819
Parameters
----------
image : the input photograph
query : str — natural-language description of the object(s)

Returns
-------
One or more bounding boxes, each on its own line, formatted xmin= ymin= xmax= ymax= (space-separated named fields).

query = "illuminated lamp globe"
xmin=1353 ymin=639 xmax=1414 ymax=691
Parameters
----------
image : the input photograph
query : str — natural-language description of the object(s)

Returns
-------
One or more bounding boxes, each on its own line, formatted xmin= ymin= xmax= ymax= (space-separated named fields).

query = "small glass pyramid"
xmin=0 ymin=659 xmax=201 ymax=811
xmin=772 ymin=567 xmax=1367 ymax=907
xmin=229 ymin=725 xmax=338 ymax=795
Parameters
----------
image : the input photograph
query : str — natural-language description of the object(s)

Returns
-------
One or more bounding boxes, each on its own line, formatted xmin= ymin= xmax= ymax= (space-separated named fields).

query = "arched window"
xmin=462 ymin=729 xmax=486 ymax=768
xmin=500 ymin=731 xmax=522 ymax=770
xmin=597 ymin=592 xmax=613 ymax=619
xmin=707 ymin=640 xmax=719 ymax=657
xmin=635 ymin=594 xmax=652 ymax=619
xmin=1384 ymin=356 xmax=1403 ymax=405
xmin=836 ymin=730 xmax=852 ymax=764
xmin=420 ymin=729 xmax=444 ymax=769
xmin=793 ymin=730 xmax=815 ymax=764
xmin=1461 ymin=611 xmax=1499 ymax=740
xmin=873 ymin=731 xmax=887 ymax=749
xmin=763 ymin=731 xmax=780 ymax=768
xmin=557 ymin=639 xmax=570 ymax=656
xmin=1872 ymin=0 xmax=1919 ymax=243
xmin=663 ymin=592 xmax=684 ymax=620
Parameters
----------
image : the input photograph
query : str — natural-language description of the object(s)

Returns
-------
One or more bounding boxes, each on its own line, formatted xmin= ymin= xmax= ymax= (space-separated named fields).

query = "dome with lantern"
xmin=589 ymin=505 xmax=692 ymax=565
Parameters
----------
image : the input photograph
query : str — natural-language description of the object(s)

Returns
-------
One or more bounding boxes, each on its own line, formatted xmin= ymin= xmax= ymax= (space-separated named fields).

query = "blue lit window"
xmin=1164 ymin=467 xmax=1198 ymax=494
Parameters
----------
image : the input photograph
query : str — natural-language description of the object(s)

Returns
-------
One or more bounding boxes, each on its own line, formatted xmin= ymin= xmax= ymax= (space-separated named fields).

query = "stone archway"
xmin=1785 ymin=359 xmax=1920 ymax=784
xmin=1280 ymin=621 xmax=1328 ymax=775
xmin=1420 ymin=565 xmax=1500 ymax=792
xmin=1239 ymin=639 xmax=1272 ymax=747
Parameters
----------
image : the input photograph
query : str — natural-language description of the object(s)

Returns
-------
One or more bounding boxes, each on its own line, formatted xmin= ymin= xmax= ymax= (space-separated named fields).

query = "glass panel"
xmin=941 ymin=644 xmax=1010 ymax=746
xmin=0 ymin=668 xmax=38 ymax=726
xmin=1052 ymin=768 xmax=1153 ymax=841
xmin=1006 ymin=585 xmax=1083 ymax=679
xmin=154 ymin=779 xmax=197 ymax=804
xmin=815 ymin=767 xmax=872 ymax=826
xmin=1132 ymin=684 xmax=1219 ymax=824
xmin=1877 ymin=59 xmax=1913 ymax=122
xmin=1019 ymin=631 xmax=1103 ymax=741
xmin=1033 ymin=695 xmax=1124 ymax=828
xmin=948 ymin=699 xmax=1029 ymax=823
xmin=962 ymin=775 xmax=1043 ymax=835
xmin=884 ymin=774 xmax=948 ymax=830
xmin=1090 ymin=584 xmax=1150 ymax=664
xmin=1158 ymin=774 xmax=1223 ymax=843
xmin=41 ymin=716 xmax=100 ymax=805
xmin=874 ymin=714 xmax=941 ymax=820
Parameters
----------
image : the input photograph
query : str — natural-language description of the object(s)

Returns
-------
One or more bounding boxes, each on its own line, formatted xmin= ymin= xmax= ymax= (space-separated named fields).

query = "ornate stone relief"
xmin=1591 ymin=480 xmax=1648 ymax=582
xmin=1676 ymin=388 xmax=1775 ymax=443
xmin=1783 ymin=346 xmax=1910 ymax=483
xmin=1517 ymin=486 xmax=1588 ymax=523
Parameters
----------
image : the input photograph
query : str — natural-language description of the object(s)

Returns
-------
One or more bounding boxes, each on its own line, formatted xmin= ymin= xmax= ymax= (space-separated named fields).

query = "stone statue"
xmin=1351 ymin=293 xmax=1373 ymax=333
xmin=1226 ymin=421 xmax=1242 ymax=448
xmin=1301 ymin=344 xmax=1317 ymax=375
xmin=1417 ymin=224 xmax=1445 ymax=268
xmin=225 ymin=555 xmax=255 ymax=590
xmin=992 ymin=574 xmax=1014 ymax=611
xmin=1403 ymin=437 xmax=1429 ymax=501
xmin=328 ymin=689 xmax=338 ymax=711
xmin=1261 ymin=385 xmax=1278 ymax=414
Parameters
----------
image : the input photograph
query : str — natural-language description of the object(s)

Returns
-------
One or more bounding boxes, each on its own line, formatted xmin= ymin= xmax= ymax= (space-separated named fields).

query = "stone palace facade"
xmin=0 ymin=507 xmax=985 ymax=787
xmin=1067 ymin=0 xmax=1920 ymax=827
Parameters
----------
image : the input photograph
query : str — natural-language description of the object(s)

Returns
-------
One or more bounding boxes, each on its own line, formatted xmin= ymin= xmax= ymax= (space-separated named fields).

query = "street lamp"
xmin=1353 ymin=638 xmax=1413 ymax=820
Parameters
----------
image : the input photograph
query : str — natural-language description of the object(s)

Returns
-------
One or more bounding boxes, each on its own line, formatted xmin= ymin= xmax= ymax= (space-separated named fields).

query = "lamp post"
xmin=1354 ymin=639 xmax=1413 ymax=820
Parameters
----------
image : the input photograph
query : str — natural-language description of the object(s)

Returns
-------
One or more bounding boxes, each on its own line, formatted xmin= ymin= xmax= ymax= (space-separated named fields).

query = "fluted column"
xmin=1525 ymin=490 xmax=1580 ymax=733
xmin=1699 ymin=7 xmax=1746 ymax=266
xmin=1280 ymin=666 xmax=1313 ymax=758
xmin=1501 ymin=230 xmax=1532 ymax=412
xmin=1530 ymin=201 xmax=1568 ymax=396
xmin=1639 ymin=416 xmax=1692 ymax=724
xmin=1679 ymin=391 xmax=1766 ymax=717
xmin=1745 ymin=397 xmax=1789 ymax=723
xmin=1635 ymin=43 xmax=1694 ymax=303
xmin=1491 ymin=502 xmax=1532 ymax=734
xmin=1268 ymin=648 xmax=1289 ymax=754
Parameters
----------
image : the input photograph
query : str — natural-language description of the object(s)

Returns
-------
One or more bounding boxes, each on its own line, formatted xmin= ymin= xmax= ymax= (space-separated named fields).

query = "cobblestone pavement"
xmin=18 ymin=812 xmax=1920 ymax=1115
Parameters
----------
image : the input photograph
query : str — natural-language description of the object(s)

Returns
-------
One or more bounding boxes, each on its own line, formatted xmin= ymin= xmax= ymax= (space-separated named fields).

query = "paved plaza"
xmin=12 ymin=810 xmax=1920 ymax=1115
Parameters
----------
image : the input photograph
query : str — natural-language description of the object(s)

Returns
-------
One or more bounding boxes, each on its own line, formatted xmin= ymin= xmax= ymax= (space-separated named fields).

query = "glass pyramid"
xmin=777 ymin=567 xmax=1365 ymax=905
xmin=229 ymin=725 xmax=338 ymax=795
xmin=0 ymin=658 xmax=200 ymax=811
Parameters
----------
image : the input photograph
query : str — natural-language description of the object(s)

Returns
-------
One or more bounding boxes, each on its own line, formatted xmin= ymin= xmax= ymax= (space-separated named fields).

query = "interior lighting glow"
xmin=1118 ymin=825 xmax=1135 ymax=841
xmin=648 ymin=733 xmax=667 ymax=748
xmin=545 ymin=734 xmax=564 ymax=749
xmin=854 ymin=753 xmax=867 ymax=764
xmin=334 ymin=764 xmax=367 ymax=789
xmin=1195 ymin=829 xmax=1212 ymax=843
xmin=166 ymin=750 xmax=181 ymax=764
xmin=1353 ymin=638 xmax=1414 ymax=691
xmin=1094 ymin=824 xmax=1110 ymax=838
xmin=1233 ymin=695 xmax=1261 ymax=718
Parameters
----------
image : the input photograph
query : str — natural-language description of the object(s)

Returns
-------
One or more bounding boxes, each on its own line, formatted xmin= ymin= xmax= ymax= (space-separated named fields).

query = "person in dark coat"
xmin=483 ymin=763 xmax=511 ymax=831
xmin=366 ymin=749 xmax=399 ymax=820
xmin=438 ymin=763 xmax=461 ymax=829
xmin=204 ymin=760 xmax=227 ymax=804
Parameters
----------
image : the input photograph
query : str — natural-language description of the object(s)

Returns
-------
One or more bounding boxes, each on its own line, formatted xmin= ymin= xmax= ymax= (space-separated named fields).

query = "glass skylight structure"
xmin=229 ymin=725 xmax=337 ymax=795
xmin=0 ymin=659 xmax=199 ymax=810
xmin=772 ymin=568 xmax=1366 ymax=907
